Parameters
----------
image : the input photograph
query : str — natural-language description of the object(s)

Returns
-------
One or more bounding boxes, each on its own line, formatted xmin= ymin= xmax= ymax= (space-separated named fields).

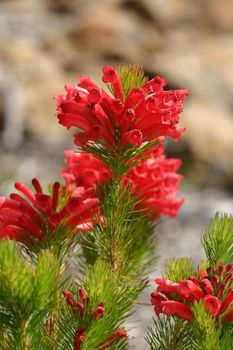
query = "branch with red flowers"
xmin=54 ymin=261 xmax=144 ymax=350
xmin=146 ymin=212 xmax=233 ymax=350
xmin=0 ymin=64 xmax=188 ymax=349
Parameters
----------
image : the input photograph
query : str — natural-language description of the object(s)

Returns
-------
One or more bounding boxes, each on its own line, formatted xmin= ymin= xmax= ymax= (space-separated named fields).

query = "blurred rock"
xmin=0 ymin=0 xmax=233 ymax=188
xmin=207 ymin=0 xmax=233 ymax=32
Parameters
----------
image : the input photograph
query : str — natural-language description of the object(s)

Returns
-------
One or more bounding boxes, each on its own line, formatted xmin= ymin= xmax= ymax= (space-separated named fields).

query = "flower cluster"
xmin=63 ymin=287 xmax=104 ymax=321
xmin=151 ymin=263 xmax=233 ymax=322
xmin=63 ymin=288 xmax=127 ymax=350
xmin=61 ymin=150 xmax=111 ymax=189
xmin=61 ymin=144 xmax=183 ymax=220
xmin=124 ymin=143 xmax=183 ymax=219
xmin=55 ymin=66 xmax=188 ymax=150
xmin=0 ymin=179 xmax=98 ymax=246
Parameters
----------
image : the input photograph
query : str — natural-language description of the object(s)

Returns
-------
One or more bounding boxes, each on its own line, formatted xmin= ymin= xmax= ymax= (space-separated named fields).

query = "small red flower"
xmin=55 ymin=66 xmax=188 ymax=150
xmin=63 ymin=288 xmax=107 ymax=349
xmin=93 ymin=302 xmax=105 ymax=320
xmin=151 ymin=263 xmax=233 ymax=323
xmin=0 ymin=179 xmax=98 ymax=246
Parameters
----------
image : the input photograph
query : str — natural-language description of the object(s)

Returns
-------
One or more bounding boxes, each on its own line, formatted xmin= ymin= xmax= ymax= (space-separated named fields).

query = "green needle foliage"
xmin=145 ymin=316 xmax=191 ymax=350
xmin=163 ymin=257 xmax=197 ymax=282
xmin=190 ymin=302 xmax=233 ymax=350
xmin=82 ymin=178 xmax=157 ymax=280
xmin=83 ymin=138 xmax=159 ymax=177
xmin=106 ymin=64 xmax=148 ymax=100
xmin=202 ymin=212 xmax=233 ymax=265
xmin=119 ymin=64 xmax=149 ymax=100
xmin=55 ymin=261 xmax=145 ymax=349
xmin=190 ymin=302 xmax=222 ymax=350
xmin=0 ymin=240 xmax=62 ymax=350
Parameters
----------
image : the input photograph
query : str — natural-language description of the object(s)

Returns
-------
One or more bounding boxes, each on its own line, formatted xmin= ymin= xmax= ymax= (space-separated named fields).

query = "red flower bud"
xmin=94 ymin=302 xmax=105 ymax=320
xmin=79 ymin=288 xmax=86 ymax=302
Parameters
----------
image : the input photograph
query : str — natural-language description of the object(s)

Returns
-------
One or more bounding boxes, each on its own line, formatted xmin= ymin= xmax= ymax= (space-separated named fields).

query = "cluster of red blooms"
xmin=61 ymin=143 xmax=183 ymax=220
xmin=55 ymin=66 xmax=188 ymax=149
xmin=151 ymin=263 xmax=233 ymax=322
xmin=61 ymin=150 xmax=111 ymax=189
xmin=63 ymin=287 xmax=105 ymax=321
xmin=124 ymin=143 xmax=183 ymax=219
xmin=63 ymin=288 xmax=127 ymax=350
xmin=0 ymin=179 xmax=98 ymax=246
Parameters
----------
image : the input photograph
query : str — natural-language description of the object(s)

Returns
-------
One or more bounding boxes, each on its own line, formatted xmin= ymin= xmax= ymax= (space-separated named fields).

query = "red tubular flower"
xmin=178 ymin=280 xmax=204 ymax=301
xmin=64 ymin=288 xmax=105 ymax=322
xmin=203 ymin=295 xmax=222 ymax=316
xmin=161 ymin=301 xmax=193 ymax=321
xmin=124 ymin=143 xmax=184 ymax=220
xmin=55 ymin=66 xmax=188 ymax=150
xmin=151 ymin=263 xmax=233 ymax=323
xmin=61 ymin=143 xmax=184 ymax=221
xmin=93 ymin=302 xmax=105 ymax=320
xmin=221 ymin=288 xmax=233 ymax=313
xmin=155 ymin=278 xmax=180 ymax=294
xmin=0 ymin=179 xmax=98 ymax=246
xmin=61 ymin=150 xmax=111 ymax=189
xmin=225 ymin=308 xmax=233 ymax=321
xmin=151 ymin=291 xmax=168 ymax=315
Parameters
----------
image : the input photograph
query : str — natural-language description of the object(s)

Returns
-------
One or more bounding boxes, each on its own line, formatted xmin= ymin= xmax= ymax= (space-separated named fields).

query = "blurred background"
xmin=0 ymin=0 xmax=233 ymax=348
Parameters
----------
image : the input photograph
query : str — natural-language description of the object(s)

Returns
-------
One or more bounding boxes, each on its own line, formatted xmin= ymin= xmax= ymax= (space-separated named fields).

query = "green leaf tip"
xmin=145 ymin=316 xmax=191 ymax=350
xmin=163 ymin=257 xmax=197 ymax=282
xmin=202 ymin=212 xmax=233 ymax=265
xmin=119 ymin=63 xmax=149 ymax=99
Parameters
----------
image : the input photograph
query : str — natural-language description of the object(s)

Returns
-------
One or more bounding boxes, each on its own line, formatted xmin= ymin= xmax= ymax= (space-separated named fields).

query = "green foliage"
xmin=145 ymin=316 xmax=191 ymax=350
xmin=55 ymin=261 xmax=144 ymax=349
xmin=190 ymin=302 xmax=233 ymax=350
xmin=83 ymin=139 xmax=159 ymax=177
xmin=163 ymin=257 xmax=197 ymax=282
xmin=219 ymin=323 xmax=233 ymax=350
xmin=21 ymin=219 xmax=81 ymax=265
xmin=190 ymin=301 xmax=221 ymax=350
xmin=202 ymin=212 xmax=233 ymax=264
xmin=82 ymin=178 xmax=157 ymax=279
xmin=33 ymin=249 xmax=60 ymax=309
xmin=119 ymin=64 xmax=149 ymax=99
xmin=0 ymin=240 xmax=61 ymax=349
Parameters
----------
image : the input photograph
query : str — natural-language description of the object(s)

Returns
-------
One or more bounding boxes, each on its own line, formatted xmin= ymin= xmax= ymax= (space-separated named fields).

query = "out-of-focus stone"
xmin=0 ymin=38 xmax=69 ymax=146
xmin=207 ymin=0 xmax=233 ymax=32
xmin=0 ymin=0 xmax=233 ymax=187
xmin=183 ymin=99 xmax=233 ymax=186
xmin=139 ymin=0 xmax=204 ymax=27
